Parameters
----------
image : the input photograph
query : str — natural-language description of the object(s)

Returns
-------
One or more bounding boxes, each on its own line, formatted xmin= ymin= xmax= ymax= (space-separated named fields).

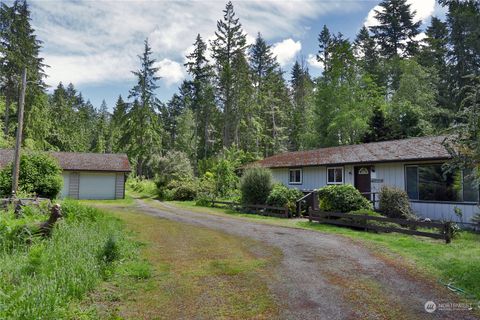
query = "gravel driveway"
xmin=134 ymin=199 xmax=478 ymax=320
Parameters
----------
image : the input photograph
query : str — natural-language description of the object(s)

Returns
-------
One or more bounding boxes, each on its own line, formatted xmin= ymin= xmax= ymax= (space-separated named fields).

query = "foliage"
xmin=378 ymin=186 xmax=416 ymax=220
xmin=0 ymin=201 xmax=140 ymax=319
xmin=127 ymin=177 xmax=157 ymax=197
xmin=266 ymin=184 xmax=303 ymax=214
xmin=165 ymin=179 xmax=199 ymax=201
xmin=317 ymin=184 xmax=372 ymax=213
xmin=0 ymin=151 xmax=63 ymax=198
xmin=239 ymin=166 xmax=273 ymax=205
xmin=153 ymin=151 xmax=194 ymax=199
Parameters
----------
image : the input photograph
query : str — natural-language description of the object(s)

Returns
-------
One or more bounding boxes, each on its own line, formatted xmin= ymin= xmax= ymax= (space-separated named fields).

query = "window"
xmin=405 ymin=164 xmax=479 ymax=202
xmin=289 ymin=168 xmax=302 ymax=184
xmin=327 ymin=167 xmax=343 ymax=184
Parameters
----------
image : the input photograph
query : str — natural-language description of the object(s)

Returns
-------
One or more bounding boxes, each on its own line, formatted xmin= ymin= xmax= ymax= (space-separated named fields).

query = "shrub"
xmin=239 ymin=166 xmax=273 ymax=205
xmin=0 ymin=152 xmax=63 ymax=199
xmin=317 ymin=184 xmax=372 ymax=213
xmin=127 ymin=177 xmax=157 ymax=197
xmin=266 ymin=184 xmax=304 ymax=214
xmin=378 ymin=186 xmax=416 ymax=220
xmin=153 ymin=151 xmax=194 ymax=196
xmin=167 ymin=179 xmax=198 ymax=201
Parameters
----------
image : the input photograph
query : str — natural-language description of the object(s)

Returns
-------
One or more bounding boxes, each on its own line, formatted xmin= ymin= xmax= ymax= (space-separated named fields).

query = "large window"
xmin=405 ymin=164 xmax=479 ymax=202
xmin=289 ymin=168 xmax=302 ymax=184
xmin=327 ymin=167 xmax=343 ymax=184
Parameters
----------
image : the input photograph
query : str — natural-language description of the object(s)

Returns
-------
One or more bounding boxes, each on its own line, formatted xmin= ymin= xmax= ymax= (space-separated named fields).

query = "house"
xmin=255 ymin=136 xmax=479 ymax=223
xmin=0 ymin=150 xmax=131 ymax=200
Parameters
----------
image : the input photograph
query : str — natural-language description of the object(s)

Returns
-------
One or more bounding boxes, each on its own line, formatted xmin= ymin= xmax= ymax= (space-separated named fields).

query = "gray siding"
xmin=115 ymin=173 xmax=125 ymax=199
xmin=271 ymin=162 xmax=480 ymax=223
xmin=68 ymin=172 xmax=80 ymax=199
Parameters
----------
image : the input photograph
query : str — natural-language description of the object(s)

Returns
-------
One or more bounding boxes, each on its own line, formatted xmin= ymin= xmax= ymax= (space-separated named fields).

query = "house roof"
xmin=255 ymin=136 xmax=452 ymax=168
xmin=0 ymin=149 xmax=131 ymax=172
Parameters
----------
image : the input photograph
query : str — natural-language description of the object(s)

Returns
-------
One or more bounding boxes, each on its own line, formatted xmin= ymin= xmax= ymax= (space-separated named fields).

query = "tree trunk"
xmin=4 ymin=94 xmax=10 ymax=136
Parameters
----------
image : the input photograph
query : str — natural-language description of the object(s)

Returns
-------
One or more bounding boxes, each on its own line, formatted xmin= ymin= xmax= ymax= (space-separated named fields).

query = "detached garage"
xmin=0 ymin=150 xmax=131 ymax=200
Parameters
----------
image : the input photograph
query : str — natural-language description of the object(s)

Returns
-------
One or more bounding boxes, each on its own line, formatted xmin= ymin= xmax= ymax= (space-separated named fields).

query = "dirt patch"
xmin=132 ymin=199 xmax=480 ymax=320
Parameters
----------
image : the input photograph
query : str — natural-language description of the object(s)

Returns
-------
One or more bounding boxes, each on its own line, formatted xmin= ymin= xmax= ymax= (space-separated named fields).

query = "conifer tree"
xmin=211 ymin=1 xmax=247 ymax=147
xmin=0 ymin=0 xmax=46 ymax=137
xmin=122 ymin=39 xmax=162 ymax=177
xmin=185 ymin=34 xmax=217 ymax=159
xmin=290 ymin=59 xmax=314 ymax=150
xmin=370 ymin=0 xmax=421 ymax=58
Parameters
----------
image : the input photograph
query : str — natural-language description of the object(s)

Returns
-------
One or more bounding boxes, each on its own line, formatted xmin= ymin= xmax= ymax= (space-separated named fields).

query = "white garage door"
xmin=79 ymin=172 xmax=116 ymax=200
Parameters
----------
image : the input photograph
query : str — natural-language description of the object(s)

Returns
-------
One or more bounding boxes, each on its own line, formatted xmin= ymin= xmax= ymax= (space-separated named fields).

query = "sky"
xmin=25 ymin=0 xmax=446 ymax=110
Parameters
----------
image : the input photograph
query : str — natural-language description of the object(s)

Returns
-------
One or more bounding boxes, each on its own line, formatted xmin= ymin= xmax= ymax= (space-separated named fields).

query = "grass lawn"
xmin=162 ymin=199 xmax=480 ymax=301
xmin=83 ymin=202 xmax=281 ymax=319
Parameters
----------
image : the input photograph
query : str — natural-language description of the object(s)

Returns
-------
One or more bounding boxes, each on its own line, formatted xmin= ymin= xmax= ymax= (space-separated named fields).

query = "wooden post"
xmin=11 ymin=68 xmax=27 ymax=197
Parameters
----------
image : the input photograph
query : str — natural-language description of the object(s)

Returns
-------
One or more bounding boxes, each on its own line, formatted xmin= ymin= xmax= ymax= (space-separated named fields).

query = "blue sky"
xmin=26 ymin=0 xmax=445 ymax=110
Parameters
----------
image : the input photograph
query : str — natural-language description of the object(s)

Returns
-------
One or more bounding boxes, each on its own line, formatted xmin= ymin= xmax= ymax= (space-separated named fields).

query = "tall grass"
xmin=0 ymin=199 xmax=137 ymax=319
xmin=126 ymin=177 xmax=158 ymax=198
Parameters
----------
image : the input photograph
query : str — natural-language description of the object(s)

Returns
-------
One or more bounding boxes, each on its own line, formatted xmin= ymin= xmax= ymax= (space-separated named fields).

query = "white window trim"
xmin=327 ymin=167 xmax=344 ymax=185
xmin=288 ymin=168 xmax=302 ymax=185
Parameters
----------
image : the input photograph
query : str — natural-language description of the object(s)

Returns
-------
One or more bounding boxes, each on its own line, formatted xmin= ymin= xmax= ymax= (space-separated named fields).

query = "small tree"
xmin=0 ymin=152 xmax=63 ymax=199
xmin=239 ymin=166 xmax=272 ymax=205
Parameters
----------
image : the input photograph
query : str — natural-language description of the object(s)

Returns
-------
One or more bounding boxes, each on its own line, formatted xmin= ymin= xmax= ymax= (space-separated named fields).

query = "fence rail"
xmin=210 ymin=200 xmax=289 ymax=218
xmin=308 ymin=210 xmax=454 ymax=243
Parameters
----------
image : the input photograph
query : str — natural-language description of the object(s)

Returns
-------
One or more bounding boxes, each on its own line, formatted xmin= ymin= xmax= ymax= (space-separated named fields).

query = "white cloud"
xmin=272 ymin=39 xmax=302 ymax=67
xmin=365 ymin=0 xmax=436 ymax=27
xmin=307 ymin=54 xmax=323 ymax=70
xmin=28 ymin=1 xmax=363 ymax=88
xmin=156 ymin=59 xmax=186 ymax=86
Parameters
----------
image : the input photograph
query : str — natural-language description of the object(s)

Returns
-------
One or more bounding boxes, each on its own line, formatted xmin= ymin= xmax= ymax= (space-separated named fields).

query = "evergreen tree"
xmin=122 ymin=39 xmax=163 ymax=177
xmin=316 ymin=25 xmax=332 ymax=74
xmin=290 ymin=59 xmax=314 ymax=150
xmin=0 ymin=0 xmax=46 ymax=138
xmin=92 ymin=100 xmax=110 ymax=153
xmin=110 ymin=95 xmax=127 ymax=152
xmin=362 ymin=105 xmax=389 ymax=142
xmin=418 ymin=17 xmax=451 ymax=128
xmin=354 ymin=26 xmax=380 ymax=80
xmin=185 ymin=34 xmax=218 ymax=159
xmin=211 ymin=1 xmax=247 ymax=147
xmin=371 ymin=0 xmax=421 ymax=58
xmin=440 ymin=0 xmax=480 ymax=110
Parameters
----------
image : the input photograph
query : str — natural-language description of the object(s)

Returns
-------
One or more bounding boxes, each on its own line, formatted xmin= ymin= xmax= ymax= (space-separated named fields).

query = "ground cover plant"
xmin=0 ymin=199 xmax=141 ymax=319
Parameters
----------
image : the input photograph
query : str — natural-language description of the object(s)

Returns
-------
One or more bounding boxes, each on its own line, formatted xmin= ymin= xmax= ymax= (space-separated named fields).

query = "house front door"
xmin=354 ymin=166 xmax=371 ymax=198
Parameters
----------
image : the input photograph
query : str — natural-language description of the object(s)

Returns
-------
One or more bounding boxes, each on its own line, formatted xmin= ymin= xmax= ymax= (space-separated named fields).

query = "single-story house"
xmin=0 ymin=150 xmax=131 ymax=200
xmin=255 ymin=136 xmax=479 ymax=223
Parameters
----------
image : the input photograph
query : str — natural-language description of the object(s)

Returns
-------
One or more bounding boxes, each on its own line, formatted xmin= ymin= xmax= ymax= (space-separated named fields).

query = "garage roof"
xmin=255 ymin=136 xmax=451 ymax=168
xmin=0 ymin=150 xmax=131 ymax=172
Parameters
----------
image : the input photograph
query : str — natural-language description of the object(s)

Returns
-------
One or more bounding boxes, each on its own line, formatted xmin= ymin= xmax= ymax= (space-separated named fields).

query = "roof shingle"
xmin=0 ymin=150 xmax=131 ymax=172
xmin=255 ymin=136 xmax=451 ymax=168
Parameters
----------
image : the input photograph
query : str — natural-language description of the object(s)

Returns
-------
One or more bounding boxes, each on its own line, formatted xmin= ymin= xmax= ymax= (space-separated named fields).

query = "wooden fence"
xmin=210 ymin=200 xmax=290 ymax=218
xmin=308 ymin=210 xmax=454 ymax=243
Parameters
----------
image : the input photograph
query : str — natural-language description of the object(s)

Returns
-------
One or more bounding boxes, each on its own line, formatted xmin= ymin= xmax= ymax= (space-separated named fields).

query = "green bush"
xmin=378 ymin=186 xmax=416 ymax=220
xmin=239 ymin=166 xmax=273 ymax=205
xmin=318 ymin=184 xmax=372 ymax=213
xmin=153 ymin=151 xmax=194 ymax=198
xmin=266 ymin=184 xmax=304 ymax=214
xmin=0 ymin=152 xmax=63 ymax=199
xmin=126 ymin=177 xmax=157 ymax=197
xmin=167 ymin=179 xmax=198 ymax=201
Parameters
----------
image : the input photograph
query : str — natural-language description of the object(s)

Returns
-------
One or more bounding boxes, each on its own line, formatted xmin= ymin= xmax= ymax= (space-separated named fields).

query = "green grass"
xmin=166 ymin=199 xmax=480 ymax=300
xmin=0 ymin=199 xmax=142 ymax=319
xmin=81 ymin=205 xmax=281 ymax=319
